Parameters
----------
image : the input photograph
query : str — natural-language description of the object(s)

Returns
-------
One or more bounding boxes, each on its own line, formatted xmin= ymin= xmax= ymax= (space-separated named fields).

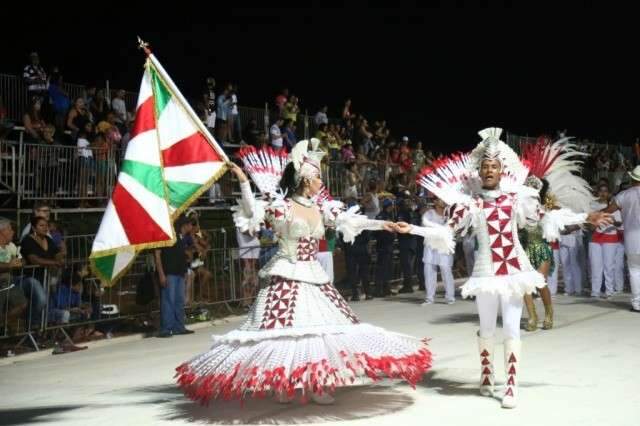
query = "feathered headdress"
xmin=520 ymin=136 xmax=594 ymax=212
xmin=290 ymin=138 xmax=325 ymax=184
xmin=416 ymin=127 xmax=530 ymax=205
xmin=236 ymin=145 xmax=289 ymax=195
xmin=468 ymin=127 xmax=529 ymax=188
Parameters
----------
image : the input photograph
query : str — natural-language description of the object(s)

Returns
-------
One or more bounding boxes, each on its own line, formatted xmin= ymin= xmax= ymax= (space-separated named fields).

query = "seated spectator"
xmin=66 ymin=97 xmax=92 ymax=139
xmin=36 ymin=125 xmax=61 ymax=201
xmin=243 ymin=119 xmax=261 ymax=147
xmin=23 ymin=97 xmax=47 ymax=143
xmin=282 ymin=119 xmax=297 ymax=150
xmin=48 ymin=220 xmax=64 ymax=252
xmin=49 ymin=268 xmax=92 ymax=326
xmin=21 ymin=216 xmax=65 ymax=291
xmin=270 ymin=118 xmax=284 ymax=151
xmin=314 ymin=106 xmax=329 ymax=126
xmin=0 ymin=218 xmax=28 ymax=327
xmin=93 ymin=122 xmax=117 ymax=199
xmin=20 ymin=201 xmax=51 ymax=242
xmin=0 ymin=218 xmax=46 ymax=329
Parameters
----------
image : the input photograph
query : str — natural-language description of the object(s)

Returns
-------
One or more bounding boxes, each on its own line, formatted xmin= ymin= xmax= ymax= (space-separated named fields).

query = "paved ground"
xmin=1 ymin=290 xmax=639 ymax=426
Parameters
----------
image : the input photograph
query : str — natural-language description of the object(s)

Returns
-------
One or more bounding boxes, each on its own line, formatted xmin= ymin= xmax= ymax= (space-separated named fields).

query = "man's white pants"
xmin=476 ymin=293 xmax=523 ymax=340
xmin=614 ymin=243 xmax=625 ymax=292
xmin=560 ymin=245 xmax=582 ymax=295
xmin=424 ymin=262 xmax=455 ymax=302
xmin=589 ymin=242 xmax=617 ymax=296
xmin=316 ymin=252 xmax=334 ymax=285
xmin=627 ymin=254 xmax=640 ymax=310
xmin=546 ymin=248 xmax=560 ymax=295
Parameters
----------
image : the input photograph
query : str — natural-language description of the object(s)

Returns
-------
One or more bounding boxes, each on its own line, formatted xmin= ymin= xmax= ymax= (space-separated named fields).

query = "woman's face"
xmin=307 ymin=176 xmax=324 ymax=196
xmin=33 ymin=100 xmax=42 ymax=111
xmin=35 ymin=219 xmax=49 ymax=236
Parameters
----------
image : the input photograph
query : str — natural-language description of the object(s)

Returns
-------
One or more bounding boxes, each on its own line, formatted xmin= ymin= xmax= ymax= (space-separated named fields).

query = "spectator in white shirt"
xmin=111 ymin=90 xmax=127 ymax=125
xmin=314 ymin=106 xmax=329 ymax=126
xmin=270 ymin=118 xmax=284 ymax=151
xmin=229 ymin=83 xmax=241 ymax=143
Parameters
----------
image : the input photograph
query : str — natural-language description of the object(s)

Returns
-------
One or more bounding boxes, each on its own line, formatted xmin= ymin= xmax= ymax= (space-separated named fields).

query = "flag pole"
xmin=137 ymin=37 xmax=230 ymax=163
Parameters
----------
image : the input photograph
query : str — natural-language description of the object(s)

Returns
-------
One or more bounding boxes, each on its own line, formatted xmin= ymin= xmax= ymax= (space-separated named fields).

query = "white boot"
xmin=502 ymin=339 xmax=522 ymax=409
xmin=310 ymin=389 xmax=335 ymax=405
xmin=477 ymin=334 xmax=495 ymax=397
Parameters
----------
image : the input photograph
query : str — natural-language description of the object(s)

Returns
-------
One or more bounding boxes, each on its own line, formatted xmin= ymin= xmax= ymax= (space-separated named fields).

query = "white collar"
xmin=478 ymin=187 xmax=503 ymax=199
xmin=292 ymin=195 xmax=314 ymax=208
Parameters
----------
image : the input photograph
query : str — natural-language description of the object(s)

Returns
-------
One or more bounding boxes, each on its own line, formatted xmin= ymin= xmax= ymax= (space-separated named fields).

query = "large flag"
xmin=90 ymin=48 xmax=228 ymax=285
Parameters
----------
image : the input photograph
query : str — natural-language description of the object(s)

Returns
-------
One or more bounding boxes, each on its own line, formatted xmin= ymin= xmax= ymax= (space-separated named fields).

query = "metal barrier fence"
xmin=1 ymin=225 xmax=471 ymax=353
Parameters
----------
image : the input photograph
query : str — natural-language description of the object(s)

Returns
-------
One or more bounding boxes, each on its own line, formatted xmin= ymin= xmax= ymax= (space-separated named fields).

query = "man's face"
xmin=34 ymin=206 xmax=51 ymax=220
xmin=480 ymin=159 xmax=502 ymax=189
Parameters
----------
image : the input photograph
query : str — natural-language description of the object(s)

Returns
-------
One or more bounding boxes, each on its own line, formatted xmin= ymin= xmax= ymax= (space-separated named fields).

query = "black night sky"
xmin=3 ymin=3 xmax=637 ymax=151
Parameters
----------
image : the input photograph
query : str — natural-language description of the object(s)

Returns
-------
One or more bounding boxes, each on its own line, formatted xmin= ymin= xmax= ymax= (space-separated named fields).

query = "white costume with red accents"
xmin=176 ymin=142 xmax=453 ymax=404
xmin=412 ymin=128 xmax=591 ymax=408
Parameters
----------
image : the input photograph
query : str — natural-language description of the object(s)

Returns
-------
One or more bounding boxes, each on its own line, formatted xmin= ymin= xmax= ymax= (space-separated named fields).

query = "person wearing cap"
xmin=602 ymin=165 xmax=640 ymax=312
xmin=154 ymin=215 xmax=195 ymax=337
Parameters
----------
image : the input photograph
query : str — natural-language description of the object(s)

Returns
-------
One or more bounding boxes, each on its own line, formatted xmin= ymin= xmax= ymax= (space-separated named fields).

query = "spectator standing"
xmin=89 ymin=90 xmax=110 ymax=123
xmin=374 ymin=199 xmax=395 ymax=297
xmin=314 ymin=106 xmax=329 ymax=126
xmin=227 ymin=83 xmax=239 ymax=142
xmin=154 ymin=216 xmax=194 ymax=337
xmin=283 ymin=95 xmax=300 ymax=124
xmin=47 ymin=74 xmax=70 ymax=131
xmin=275 ymin=88 xmax=289 ymax=117
xmin=111 ymin=89 xmax=128 ymax=127
xmin=23 ymin=52 xmax=48 ymax=104
xmin=342 ymin=99 xmax=352 ymax=122
xmin=216 ymin=86 xmax=231 ymax=142
xmin=396 ymin=196 xmax=418 ymax=294
xmin=362 ymin=180 xmax=380 ymax=219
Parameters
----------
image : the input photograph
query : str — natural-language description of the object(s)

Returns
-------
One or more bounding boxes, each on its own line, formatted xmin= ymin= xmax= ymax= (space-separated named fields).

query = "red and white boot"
xmin=478 ymin=335 xmax=495 ymax=396
xmin=502 ymin=339 xmax=521 ymax=409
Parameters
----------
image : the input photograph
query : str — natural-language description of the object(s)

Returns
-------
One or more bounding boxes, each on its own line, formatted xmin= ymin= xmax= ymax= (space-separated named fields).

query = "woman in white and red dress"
xmin=175 ymin=140 xmax=453 ymax=405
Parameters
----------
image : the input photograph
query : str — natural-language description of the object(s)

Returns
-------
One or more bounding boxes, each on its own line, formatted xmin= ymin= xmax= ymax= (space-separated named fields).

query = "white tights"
xmin=476 ymin=293 xmax=523 ymax=340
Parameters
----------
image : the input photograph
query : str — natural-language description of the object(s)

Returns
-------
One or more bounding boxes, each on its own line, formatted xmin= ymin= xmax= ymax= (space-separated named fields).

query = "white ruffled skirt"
xmin=176 ymin=276 xmax=431 ymax=404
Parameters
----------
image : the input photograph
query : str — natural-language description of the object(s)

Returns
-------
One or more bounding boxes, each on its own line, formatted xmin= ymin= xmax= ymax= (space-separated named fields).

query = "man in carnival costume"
xmin=395 ymin=128 xmax=611 ymax=408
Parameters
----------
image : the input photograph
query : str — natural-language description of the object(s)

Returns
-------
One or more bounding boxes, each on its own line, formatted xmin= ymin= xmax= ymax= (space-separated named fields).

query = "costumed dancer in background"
xmin=588 ymin=184 xmax=623 ymax=299
xmin=518 ymin=136 xmax=595 ymax=331
xmin=421 ymin=197 xmax=455 ymax=305
xmin=396 ymin=128 xmax=611 ymax=408
xmin=176 ymin=140 xmax=454 ymax=405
